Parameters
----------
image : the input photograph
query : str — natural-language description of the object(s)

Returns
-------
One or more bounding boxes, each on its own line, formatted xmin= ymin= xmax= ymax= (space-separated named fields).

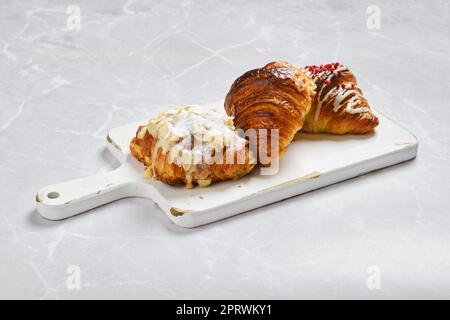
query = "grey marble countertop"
xmin=1 ymin=0 xmax=449 ymax=299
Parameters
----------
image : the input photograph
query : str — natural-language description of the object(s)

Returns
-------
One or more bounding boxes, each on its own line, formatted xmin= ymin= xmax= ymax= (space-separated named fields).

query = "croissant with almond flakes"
xmin=130 ymin=106 xmax=255 ymax=188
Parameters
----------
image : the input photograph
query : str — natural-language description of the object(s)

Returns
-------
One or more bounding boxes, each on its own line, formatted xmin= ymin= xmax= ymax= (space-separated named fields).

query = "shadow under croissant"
xmin=292 ymin=130 xmax=376 ymax=142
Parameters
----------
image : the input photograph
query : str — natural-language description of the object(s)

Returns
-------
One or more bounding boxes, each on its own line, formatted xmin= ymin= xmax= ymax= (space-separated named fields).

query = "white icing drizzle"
xmin=315 ymin=86 xmax=338 ymax=120
xmin=332 ymin=83 xmax=371 ymax=114
xmin=332 ymin=87 xmax=355 ymax=111
xmin=304 ymin=63 xmax=371 ymax=119
xmin=142 ymin=105 xmax=247 ymax=188
xmin=345 ymin=96 xmax=370 ymax=114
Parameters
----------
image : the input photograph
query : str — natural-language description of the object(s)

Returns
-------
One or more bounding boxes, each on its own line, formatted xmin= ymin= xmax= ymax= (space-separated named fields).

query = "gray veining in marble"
xmin=0 ymin=0 xmax=449 ymax=299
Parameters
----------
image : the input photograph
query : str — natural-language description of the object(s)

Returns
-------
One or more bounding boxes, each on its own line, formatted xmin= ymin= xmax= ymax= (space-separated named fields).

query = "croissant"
xmin=224 ymin=61 xmax=316 ymax=163
xmin=301 ymin=62 xmax=379 ymax=134
xmin=130 ymin=106 xmax=255 ymax=188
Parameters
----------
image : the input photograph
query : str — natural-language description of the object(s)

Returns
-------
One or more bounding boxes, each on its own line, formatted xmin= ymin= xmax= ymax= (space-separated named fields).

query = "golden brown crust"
xmin=302 ymin=63 xmax=379 ymax=134
xmin=224 ymin=61 xmax=316 ymax=161
xmin=130 ymin=126 xmax=255 ymax=187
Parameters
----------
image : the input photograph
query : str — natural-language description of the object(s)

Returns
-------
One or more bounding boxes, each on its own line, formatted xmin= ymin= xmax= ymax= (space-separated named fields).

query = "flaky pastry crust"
xmin=302 ymin=62 xmax=379 ymax=134
xmin=224 ymin=61 xmax=316 ymax=162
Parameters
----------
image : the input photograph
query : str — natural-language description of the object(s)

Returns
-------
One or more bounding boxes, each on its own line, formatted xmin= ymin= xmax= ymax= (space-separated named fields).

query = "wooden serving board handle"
xmin=35 ymin=165 xmax=143 ymax=220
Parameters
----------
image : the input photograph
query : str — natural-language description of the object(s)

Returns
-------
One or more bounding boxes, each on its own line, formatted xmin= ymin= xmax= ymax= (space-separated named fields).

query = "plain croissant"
xmin=224 ymin=61 xmax=316 ymax=163
xmin=301 ymin=62 xmax=379 ymax=134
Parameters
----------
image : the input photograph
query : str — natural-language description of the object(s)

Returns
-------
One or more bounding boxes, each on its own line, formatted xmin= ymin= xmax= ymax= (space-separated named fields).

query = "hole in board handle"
xmin=47 ymin=192 xmax=60 ymax=199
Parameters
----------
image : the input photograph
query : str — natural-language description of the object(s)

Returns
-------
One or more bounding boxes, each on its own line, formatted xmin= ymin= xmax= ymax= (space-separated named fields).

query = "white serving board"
xmin=36 ymin=102 xmax=418 ymax=228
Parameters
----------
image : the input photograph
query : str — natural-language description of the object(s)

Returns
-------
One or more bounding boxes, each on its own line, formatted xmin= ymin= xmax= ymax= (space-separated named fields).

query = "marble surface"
xmin=1 ymin=0 xmax=449 ymax=299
